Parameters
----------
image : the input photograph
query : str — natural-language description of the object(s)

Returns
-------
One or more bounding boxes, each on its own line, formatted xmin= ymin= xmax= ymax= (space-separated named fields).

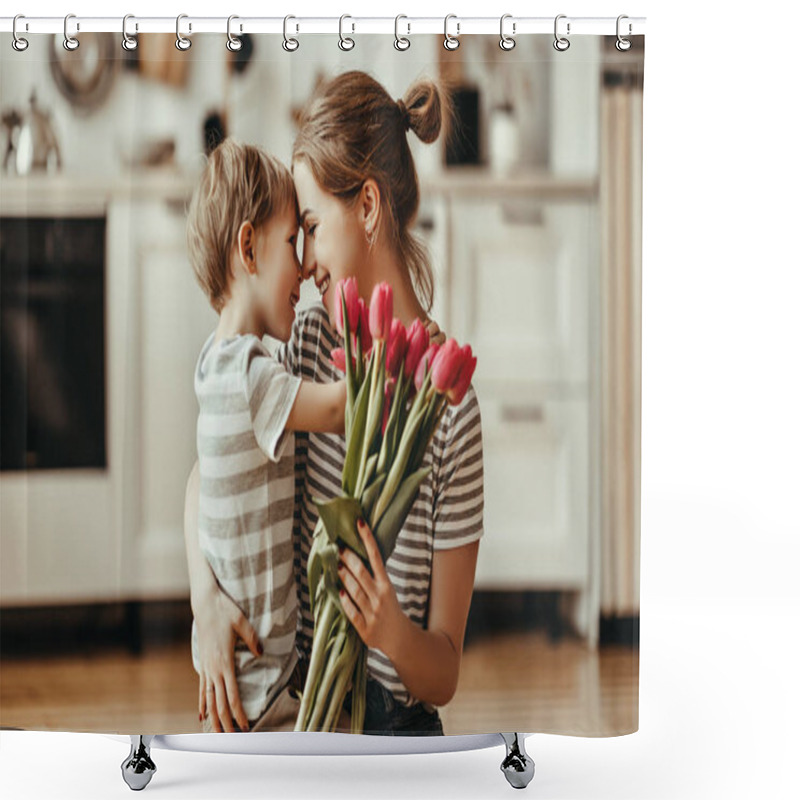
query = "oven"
xmin=1 ymin=216 xmax=106 ymax=471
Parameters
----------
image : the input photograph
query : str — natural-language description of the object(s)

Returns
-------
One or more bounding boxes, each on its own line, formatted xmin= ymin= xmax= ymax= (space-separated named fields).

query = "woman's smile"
xmin=316 ymin=273 xmax=330 ymax=300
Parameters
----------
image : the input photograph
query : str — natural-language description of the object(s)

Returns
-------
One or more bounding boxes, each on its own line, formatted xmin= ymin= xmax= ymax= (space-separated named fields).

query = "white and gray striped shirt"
xmin=191 ymin=332 xmax=302 ymax=723
xmin=276 ymin=305 xmax=484 ymax=708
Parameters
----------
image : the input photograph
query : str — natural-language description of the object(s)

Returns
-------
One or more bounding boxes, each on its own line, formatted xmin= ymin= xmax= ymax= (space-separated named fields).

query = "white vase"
xmin=489 ymin=107 xmax=520 ymax=174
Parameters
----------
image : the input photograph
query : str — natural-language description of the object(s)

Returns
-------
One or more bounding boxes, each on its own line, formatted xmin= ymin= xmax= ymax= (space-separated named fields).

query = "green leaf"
xmin=313 ymin=496 xmax=368 ymax=560
xmin=371 ymin=403 xmax=426 ymax=525
xmin=373 ymin=466 xmax=431 ymax=561
xmin=341 ymin=294 xmax=357 ymax=434
xmin=357 ymin=345 xmax=386 ymax=491
xmin=355 ymin=453 xmax=378 ymax=499
xmin=408 ymin=396 xmax=447 ymax=475
xmin=377 ymin=371 xmax=405 ymax=475
xmin=361 ymin=471 xmax=387 ymax=526
xmin=341 ymin=375 xmax=371 ymax=496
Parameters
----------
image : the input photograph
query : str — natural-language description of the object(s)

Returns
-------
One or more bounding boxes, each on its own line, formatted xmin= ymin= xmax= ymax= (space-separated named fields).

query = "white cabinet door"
xmin=474 ymin=383 xmax=590 ymax=589
xmin=437 ymin=198 xmax=595 ymax=595
xmin=448 ymin=202 xmax=590 ymax=387
xmin=117 ymin=200 xmax=216 ymax=598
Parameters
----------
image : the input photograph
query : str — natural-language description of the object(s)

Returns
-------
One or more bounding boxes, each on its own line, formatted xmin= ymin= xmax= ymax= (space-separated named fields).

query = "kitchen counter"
xmin=0 ymin=168 xmax=598 ymax=217
xmin=0 ymin=169 xmax=197 ymax=216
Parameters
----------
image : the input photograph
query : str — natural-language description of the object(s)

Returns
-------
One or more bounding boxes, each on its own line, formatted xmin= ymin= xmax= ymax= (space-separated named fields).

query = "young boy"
xmin=185 ymin=138 xmax=346 ymax=732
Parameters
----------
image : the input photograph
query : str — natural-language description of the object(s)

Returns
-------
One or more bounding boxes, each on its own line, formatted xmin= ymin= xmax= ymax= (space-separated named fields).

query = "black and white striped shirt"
xmin=276 ymin=305 xmax=484 ymax=707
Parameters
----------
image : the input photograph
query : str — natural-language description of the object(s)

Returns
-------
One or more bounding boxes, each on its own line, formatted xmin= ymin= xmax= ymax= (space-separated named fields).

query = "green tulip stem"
xmin=295 ymin=596 xmax=338 ymax=731
xmin=307 ymin=620 xmax=347 ymax=731
xmin=321 ymin=629 xmax=359 ymax=731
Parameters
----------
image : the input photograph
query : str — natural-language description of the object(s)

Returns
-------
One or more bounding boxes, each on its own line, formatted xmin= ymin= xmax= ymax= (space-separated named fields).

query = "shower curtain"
xmin=0 ymin=26 xmax=643 ymax=739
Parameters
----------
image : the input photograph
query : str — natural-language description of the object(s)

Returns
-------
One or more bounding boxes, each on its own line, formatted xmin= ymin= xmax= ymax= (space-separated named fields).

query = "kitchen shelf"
xmin=0 ymin=170 xmax=196 ymax=216
xmin=421 ymin=169 xmax=598 ymax=201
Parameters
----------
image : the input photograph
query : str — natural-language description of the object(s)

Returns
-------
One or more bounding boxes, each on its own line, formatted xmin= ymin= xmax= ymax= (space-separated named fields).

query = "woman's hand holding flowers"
xmin=337 ymin=518 xmax=405 ymax=657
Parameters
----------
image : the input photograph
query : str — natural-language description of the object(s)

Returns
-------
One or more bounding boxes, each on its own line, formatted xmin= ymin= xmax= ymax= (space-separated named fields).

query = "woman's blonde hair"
xmin=186 ymin=138 xmax=297 ymax=313
xmin=292 ymin=71 xmax=451 ymax=314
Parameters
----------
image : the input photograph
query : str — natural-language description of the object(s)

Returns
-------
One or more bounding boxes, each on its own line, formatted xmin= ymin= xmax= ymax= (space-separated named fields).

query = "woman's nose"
xmin=300 ymin=238 xmax=315 ymax=280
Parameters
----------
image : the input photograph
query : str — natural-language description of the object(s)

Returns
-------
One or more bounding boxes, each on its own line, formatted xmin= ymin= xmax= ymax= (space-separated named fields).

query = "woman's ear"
xmin=360 ymin=179 xmax=382 ymax=240
xmin=236 ymin=221 xmax=257 ymax=275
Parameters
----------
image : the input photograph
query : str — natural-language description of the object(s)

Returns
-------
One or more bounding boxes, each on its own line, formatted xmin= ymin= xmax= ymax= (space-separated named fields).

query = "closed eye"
xmin=306 ymin=223 xmax=317 ymax=238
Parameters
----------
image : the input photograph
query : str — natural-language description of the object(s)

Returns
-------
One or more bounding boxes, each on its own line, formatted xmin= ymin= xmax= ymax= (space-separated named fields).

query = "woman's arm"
xmin=338 ymin=520 xmax=479 ymax=707
xmin=184 ymin=461 xmax=261 ymax=732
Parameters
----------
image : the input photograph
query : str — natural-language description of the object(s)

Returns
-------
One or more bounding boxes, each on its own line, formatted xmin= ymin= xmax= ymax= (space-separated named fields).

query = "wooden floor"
xmin=0 ymin=631 xmax=637 ymax=736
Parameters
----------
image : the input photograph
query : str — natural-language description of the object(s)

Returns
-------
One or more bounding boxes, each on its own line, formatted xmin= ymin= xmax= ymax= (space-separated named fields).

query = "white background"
xmin=2 ymin=1 xmax=799 ymax=798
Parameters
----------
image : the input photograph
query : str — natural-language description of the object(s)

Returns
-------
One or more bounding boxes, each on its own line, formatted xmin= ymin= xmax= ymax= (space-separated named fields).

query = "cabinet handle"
xmin=500 ymin=404 xmax=544 ymax=424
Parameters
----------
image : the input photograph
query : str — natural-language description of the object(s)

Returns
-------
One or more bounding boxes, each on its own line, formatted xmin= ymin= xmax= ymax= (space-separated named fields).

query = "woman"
xmin=185 ymin=71 xmax=484 ymax=735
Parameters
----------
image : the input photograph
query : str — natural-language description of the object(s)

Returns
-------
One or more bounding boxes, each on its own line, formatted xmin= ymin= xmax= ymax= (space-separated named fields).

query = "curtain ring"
xmin=394 ymin=15 xmax=410 ymax=51
xmin=499 ymin=14 xmax=516 ymax=51
xmin=176 ymin=14 xmax=192 ymax=51
xmin=553 ymin=14 xmax=570 ymax=52
xmin=283 ymin=15 xmax=299 ymax=52
xmin=338 ymin=15 xmax=355 ymax=51
xmin=12 ymin=15 xmax=29 ymax=52
xmin=63 ymin=13 xmax=80 ymax=51
xmin=122 ymin=14 xmax=138 ymax=51
xmin=227 ymin=15 xmax=242 ymax=52
xmin=616 ymin=15 xmax=632 ymax=51
xmin=443 ymin=14 xmax=460 ymax=51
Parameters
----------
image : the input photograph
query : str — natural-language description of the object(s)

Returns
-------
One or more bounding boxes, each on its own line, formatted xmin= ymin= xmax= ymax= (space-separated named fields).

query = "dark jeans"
xmin=344 ymin=678 xmax=444 ymax=736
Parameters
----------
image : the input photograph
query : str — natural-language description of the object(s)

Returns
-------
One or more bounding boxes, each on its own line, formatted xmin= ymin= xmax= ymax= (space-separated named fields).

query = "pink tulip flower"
xmin=386 ymin=318 xmax=408 ymax=377
xmin=369 ymin=283 xmax=393 ymax=341
xmin=333 ymin=277 xmax=360 ymax=337
xmin=357 ymin=298 xmax=373 ymax=353
xmin=330 ymin=347 xmax=348 ymax=374
xmin=430 ymin=339 xmax=462 ymax=395
xmin=414 ymin=343 xmax=440 ymax=393
xmin=447 ymin=345 xmax=477 ymax=406
xmin=403 ymin=318 xmax=430 ymax=381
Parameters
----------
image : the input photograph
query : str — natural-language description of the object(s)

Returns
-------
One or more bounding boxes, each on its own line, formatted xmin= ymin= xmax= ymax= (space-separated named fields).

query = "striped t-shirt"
xmin=192 ymin=332 xmax=302 ymax=723
xmin=275 ymin=305 xmax=484 ymax=708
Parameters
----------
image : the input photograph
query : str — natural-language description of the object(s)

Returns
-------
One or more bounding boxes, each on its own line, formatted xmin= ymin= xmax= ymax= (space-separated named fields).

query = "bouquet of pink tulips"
xmin=295 ymin=278 xmax=477 ymax=733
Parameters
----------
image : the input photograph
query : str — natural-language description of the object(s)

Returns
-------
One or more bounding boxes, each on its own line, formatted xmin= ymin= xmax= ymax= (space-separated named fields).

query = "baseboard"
xmin=0 ymin=599 xmax=193 ymax=656
xmin=599 ymin=614 xmax=640 ymax=647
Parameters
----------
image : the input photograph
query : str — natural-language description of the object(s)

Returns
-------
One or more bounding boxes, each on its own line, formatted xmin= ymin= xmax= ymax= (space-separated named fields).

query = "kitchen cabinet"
xmin=110 ymin=196 xmax=216 ymax=599
xmin=0 ymin=175 xmax=210 ymax=605
xmin=419 ymin=177 xmax=601 ymax=643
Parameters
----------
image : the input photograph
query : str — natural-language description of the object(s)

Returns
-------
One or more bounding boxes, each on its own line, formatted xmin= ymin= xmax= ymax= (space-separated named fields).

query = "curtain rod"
xmin=0 ymin=16 xmax=646 ymax=37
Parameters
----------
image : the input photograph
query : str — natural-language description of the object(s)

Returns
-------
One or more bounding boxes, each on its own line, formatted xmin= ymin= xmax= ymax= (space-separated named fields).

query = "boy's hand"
xmin=424 ymin=319 xmax=446 ymax=346
xmin=195 ymin=585 xmax=262 ymax=732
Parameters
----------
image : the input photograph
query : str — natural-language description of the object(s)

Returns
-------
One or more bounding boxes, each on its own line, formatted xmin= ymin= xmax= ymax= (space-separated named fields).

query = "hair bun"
xmin=396 ymin=99 xmax=412 ymax=132
xmin=402 ymin=79 xmax=451 ymax=145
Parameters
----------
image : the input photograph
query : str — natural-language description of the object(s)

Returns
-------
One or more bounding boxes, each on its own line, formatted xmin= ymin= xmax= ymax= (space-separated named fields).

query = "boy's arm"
xmin=285 ymin=380 xmax=347 ymax=435
xmin=183 ymin=461 xmax=260 ymax=732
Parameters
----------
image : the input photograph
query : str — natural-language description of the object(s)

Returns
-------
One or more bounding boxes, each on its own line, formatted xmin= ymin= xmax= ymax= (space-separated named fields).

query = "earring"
xmin=365 ymin=226 xmax=375 ymax=250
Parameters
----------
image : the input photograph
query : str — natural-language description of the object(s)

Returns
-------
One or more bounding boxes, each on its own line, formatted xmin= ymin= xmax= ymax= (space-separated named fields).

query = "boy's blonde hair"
xmin=187 ymin=139 xmax=297 ymax=312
